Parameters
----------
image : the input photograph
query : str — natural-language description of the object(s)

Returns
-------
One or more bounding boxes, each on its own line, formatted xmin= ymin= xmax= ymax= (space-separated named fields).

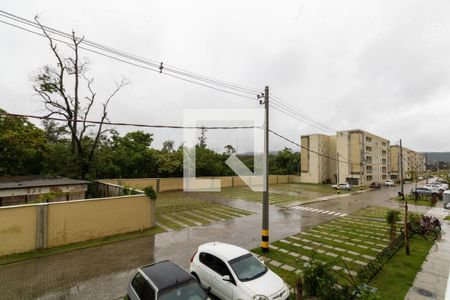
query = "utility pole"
xmin=261 ymin=86 xmax=269 ymax=253
xmin=426 ymin=153 xmax=428 ymax=184
xmin=400 ymin=139 xmax=410 ymax=255
xmin=400 ymin=140 xmax=404 ymax=198
xmin=336 ymin=153 xmax=340 ymax=195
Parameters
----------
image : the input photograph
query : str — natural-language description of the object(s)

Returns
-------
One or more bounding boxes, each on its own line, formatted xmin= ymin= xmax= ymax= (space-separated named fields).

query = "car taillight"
xmin=191 ymin=250 xmax=198 ymax=262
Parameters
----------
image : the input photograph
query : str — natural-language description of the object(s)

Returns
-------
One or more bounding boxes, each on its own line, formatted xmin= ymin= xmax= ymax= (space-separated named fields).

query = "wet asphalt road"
xmin=0 ymin=183 xmax=430 ymax=299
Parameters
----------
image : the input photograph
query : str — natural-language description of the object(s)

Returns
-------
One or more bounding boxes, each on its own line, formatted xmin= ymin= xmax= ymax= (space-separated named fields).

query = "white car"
xmin=331 ymin=183 xmax=352 ymax=191
xmin=384 ymin=180 xmax=395 ymax=187
xmin=190 ymin=242 xmax=290 ymax=300
xmin=431 ymin=182 xmax=448 ymax=190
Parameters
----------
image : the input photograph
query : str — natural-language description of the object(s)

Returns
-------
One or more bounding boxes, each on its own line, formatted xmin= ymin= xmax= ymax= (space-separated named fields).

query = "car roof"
xmin=199 ymin=242 xmax=249 ymax=261
xmin=140 ymin=260 xmax=192 ymax=291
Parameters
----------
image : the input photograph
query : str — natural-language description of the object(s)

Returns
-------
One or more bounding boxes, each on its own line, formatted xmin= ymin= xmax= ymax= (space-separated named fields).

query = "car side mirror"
xmin=222 ymin=275 xmax=231 ymax=282
xmin=259 ymin=259 xmax=266 ymax=265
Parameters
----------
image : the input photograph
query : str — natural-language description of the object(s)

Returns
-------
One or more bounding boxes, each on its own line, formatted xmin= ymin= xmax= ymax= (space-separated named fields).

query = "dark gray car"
xmin=128 ymin=260 xmax=208 ymax=300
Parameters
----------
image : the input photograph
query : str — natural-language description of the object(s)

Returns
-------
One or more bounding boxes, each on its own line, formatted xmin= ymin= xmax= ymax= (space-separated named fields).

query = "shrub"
xmin=303 ymin=260 xmax=345 ymax=299
xmin=385 ymin=210 xmax=401 ymax=243
xmin=408 ymin=212 xmax=422 ymax=233
xmin=144 ymin=186 xmax=157 ymax=200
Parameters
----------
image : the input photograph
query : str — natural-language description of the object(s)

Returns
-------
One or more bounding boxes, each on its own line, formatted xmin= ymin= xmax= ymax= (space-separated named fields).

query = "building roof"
xmin=141 ymin=260 xmax=192 ymax=291
xmin=0 ymin=176 xmax=90 ymax=190
xmin=337 ymin=129 xmax=390 ymax=142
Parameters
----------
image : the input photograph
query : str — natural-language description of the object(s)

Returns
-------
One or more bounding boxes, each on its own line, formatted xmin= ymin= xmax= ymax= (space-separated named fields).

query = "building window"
xmin=365 ymin=137 xmax=372 ymax=142
xmin=366 ymin=146 xmax=372 ymax=152
xmin=382 ymin=150 xmax=387 ymax=156
xmin=382 ymin=141 xmax=387 ymax=147
xmin=366 ymin=175 xmax=372 ymax=181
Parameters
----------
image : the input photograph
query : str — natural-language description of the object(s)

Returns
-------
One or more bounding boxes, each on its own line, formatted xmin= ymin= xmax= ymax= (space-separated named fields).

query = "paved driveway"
xmin=0 ymin=183 xmax=425 ymax=299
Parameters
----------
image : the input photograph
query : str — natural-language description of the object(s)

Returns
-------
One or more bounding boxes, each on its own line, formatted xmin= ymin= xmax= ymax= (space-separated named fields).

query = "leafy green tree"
xmin=156 ymin=148 xmax=183 ymax=177
xmin=0 ymin=109 xmax=47 ymax=175
xmin=161 ymin=140 xmax=175 ymax=152
xmin=110 ymin=131 xmax=158 ymax=178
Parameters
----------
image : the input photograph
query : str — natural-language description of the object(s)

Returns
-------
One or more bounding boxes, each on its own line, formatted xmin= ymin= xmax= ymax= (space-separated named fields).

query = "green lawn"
xmin=213 ymin=186 xmax=306 ymax=206
xmin=252 ymin=206 xmax=432 ymax=299
xmin=156 ymin=192 xmax=253 ymax=229
xmin=369 ymin=235 xmax=434 ymax=299
xmin=214 ymin=183 xmax=352 ymax=206
xmin=393 ymin=196 xmax=435 ymax=207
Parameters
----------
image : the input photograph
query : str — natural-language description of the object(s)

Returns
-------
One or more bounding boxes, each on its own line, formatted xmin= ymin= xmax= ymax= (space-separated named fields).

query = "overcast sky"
xmin=1 ymin=0 xmax=449 ymax=153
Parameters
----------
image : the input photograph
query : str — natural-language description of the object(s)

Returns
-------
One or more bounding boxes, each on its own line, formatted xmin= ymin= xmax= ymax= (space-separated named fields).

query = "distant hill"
xmin=423 ymin=152 xmax=450 ymax=163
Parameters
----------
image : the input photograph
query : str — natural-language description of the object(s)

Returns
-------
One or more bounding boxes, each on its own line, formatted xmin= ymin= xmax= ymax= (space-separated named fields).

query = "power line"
xmin=270 ymin=102 xmax=336 ymax=134
xmin=270 ymin=94 xmax=336 ymax=134
xmin=0 ymin=10 xmax=261 ymax=101
xmin=0 ymin=9 xmax=342 ymax=134
xmin=0 ymin=112 xmax=260 ymax=130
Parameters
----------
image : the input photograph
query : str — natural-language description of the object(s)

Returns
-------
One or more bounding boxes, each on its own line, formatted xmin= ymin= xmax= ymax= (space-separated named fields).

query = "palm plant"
xmin=386 ymin=209 xmax=401 ymax=243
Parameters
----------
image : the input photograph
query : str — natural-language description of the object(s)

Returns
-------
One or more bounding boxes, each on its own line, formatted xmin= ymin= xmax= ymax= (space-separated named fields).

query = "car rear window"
xmin=158 ymin=279 xmax=207 ymax=300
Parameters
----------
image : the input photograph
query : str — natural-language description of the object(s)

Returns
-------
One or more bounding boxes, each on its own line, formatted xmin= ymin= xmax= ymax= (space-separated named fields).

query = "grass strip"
xmin=369 ymin=235 xmax=434 ymax=299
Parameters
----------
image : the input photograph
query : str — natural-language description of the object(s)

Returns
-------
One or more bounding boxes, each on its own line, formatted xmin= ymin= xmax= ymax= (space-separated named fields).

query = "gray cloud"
xmin=1 ymin=0 xmax=449 ymax=153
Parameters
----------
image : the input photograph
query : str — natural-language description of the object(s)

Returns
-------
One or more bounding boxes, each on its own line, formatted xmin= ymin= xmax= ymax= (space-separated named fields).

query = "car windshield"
xmin=229 ymin=253 xmax=267 ymax=282
xmin=158 ymin=279 xmax=207 ymax=300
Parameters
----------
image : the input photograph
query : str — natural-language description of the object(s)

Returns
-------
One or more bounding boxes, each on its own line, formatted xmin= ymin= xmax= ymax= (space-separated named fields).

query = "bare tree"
xmin=33 ymin=17 xmax=128 ymax=178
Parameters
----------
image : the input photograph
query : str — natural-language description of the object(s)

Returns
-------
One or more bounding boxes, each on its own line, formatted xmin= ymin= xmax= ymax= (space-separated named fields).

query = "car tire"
xmin=191 ymin=272 xmax=202 ymax=286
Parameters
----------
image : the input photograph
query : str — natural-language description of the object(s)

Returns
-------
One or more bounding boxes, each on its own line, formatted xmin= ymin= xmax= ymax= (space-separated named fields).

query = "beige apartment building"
xmin=300 ymin=134 xmax=337 ymax=183
xmin=336 ymin=130 xmax=390 ymax=185
xmin=390 ymin=145 xmax=426 ymax=180
xmin=301 ymin=129 xmax=391 ymax=185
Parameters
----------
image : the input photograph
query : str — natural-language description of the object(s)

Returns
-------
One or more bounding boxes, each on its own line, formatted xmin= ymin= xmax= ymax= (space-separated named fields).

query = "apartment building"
xmin=390 ymin=145 xmax=426 ymax=180
xmin=336 ymin=130 xmax=390 ymax=185
xmin=300 ymin=129 xmax=391 ymax=185
xmin=300 ymin=134 xmax=337 ymax=184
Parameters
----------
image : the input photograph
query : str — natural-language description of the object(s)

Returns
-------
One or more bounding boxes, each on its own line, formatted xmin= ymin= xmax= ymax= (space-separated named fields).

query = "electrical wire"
xmin=270 ymin=101 xmax=336 ymax=134
xmin=0 ymin=112 xmax=260 ymax=130
xmin=0 ymin=9 xmax=343 ymax=131
xmin=0 ymin=10 xmax=261 ymax=101
xmin=270 ymin=94 xmax=336 ymax=134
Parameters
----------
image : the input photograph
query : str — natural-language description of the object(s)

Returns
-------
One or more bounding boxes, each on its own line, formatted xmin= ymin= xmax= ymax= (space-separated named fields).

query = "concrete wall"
xmin=0 ymin=205 xmax=37 ymax=256
xmin=99 ymin=175 xmax=298 ymax=193
xmin=47 ymin=195 xmax=153 ymax=247
xmin=0 ymin=195 xmax=155 ymax=256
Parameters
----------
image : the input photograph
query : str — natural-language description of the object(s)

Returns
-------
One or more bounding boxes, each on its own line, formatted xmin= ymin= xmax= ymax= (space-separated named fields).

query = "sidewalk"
xmin=405 ymin=208 xmax=450 ymax=300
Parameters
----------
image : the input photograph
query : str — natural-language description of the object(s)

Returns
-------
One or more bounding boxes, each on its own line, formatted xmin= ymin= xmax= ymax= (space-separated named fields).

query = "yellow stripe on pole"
xmin=261 ymin=241 xmax=269 ymax=248
xmin=262 ymin=229 xmax=269 ymax=236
